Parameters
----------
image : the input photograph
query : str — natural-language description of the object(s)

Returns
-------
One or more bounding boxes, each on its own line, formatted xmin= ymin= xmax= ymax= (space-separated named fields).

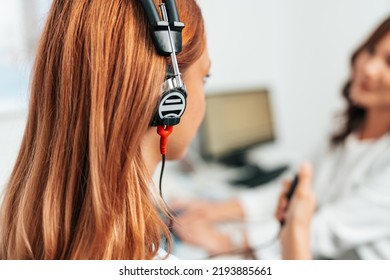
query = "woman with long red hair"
xmin=0 ymin=0 xmax=315 ymax=259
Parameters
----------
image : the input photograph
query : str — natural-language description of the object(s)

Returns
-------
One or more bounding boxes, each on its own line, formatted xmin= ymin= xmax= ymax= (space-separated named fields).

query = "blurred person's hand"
xmin=172 ymin=216 xmax=236 ymax=255
xmin=275 ymin=162 xmax=316 ymax=259
xmin=169 ymin=198 xmax=245 ymax=223
xmin=170 ymin=199 xmax=249 ymax=255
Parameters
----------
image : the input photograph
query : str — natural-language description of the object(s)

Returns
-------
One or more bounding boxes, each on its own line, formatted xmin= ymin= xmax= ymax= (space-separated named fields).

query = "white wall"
xmin=197 ymin=0 xmax=390 ymax=161
xmin=0 ymin=112 xmax=26 ymax=190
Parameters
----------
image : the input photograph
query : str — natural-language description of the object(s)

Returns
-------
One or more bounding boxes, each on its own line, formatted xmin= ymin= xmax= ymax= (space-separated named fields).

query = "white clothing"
xmin=239 ymin=133 xmax=390 ymax=259
xmin=155 ymin=248 xmax=179 ymax=260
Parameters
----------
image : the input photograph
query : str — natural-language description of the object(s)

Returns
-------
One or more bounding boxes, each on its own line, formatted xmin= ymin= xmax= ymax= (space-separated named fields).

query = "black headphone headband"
xmin=139 ymin=0 xmax=184 ymax=56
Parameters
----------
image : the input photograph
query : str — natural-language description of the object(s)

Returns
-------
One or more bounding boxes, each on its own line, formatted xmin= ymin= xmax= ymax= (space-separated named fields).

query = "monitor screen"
xmin=200 ymin=88 xmax=275 ymax=159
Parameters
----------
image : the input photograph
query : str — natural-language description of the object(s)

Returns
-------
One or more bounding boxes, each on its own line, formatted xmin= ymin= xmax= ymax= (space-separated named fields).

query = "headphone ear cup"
xmin=150 ymin=83 xmax=187 ymax=127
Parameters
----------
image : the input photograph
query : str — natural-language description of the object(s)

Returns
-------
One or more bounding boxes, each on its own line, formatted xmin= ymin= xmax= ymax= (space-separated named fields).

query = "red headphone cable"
xmin=157 ymin=125 xmax=173 ymax=198
xmin=157 ymin=125 xmax=173 ymax=155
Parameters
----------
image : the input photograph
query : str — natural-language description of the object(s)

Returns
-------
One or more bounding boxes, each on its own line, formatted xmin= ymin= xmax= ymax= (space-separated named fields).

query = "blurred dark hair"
xmin=331 ymin=16 xmax=390 ymax=146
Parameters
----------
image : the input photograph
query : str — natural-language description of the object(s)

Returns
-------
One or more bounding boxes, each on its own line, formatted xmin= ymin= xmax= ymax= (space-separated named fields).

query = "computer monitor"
xmin=200 ymin=88 xmax=275 ymax=162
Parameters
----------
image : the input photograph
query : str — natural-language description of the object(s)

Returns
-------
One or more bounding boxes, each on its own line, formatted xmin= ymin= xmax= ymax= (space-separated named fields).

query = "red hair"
xmin=0 ymin=0 xmax=205 ymax=259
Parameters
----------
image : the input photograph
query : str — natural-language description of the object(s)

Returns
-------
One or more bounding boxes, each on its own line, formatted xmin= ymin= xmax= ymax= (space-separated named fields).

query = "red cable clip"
xmin=157 ymin=125 xmax=173 ymax=155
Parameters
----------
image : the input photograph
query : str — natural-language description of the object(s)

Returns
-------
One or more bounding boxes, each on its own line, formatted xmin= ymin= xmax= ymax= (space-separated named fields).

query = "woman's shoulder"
xmin=362 ymin=133 xmax=390 ymax=173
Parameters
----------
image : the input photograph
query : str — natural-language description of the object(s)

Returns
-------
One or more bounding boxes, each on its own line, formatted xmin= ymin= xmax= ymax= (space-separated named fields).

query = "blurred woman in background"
xmin=171 ymin=15 xmax=390 ymax=260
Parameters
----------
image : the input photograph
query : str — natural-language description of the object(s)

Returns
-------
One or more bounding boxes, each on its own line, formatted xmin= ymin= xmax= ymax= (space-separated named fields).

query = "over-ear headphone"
xmin=140 ymin=0 xmax=187 ymax=129
xmin=140 ymin=0 xmax=186 ymax=197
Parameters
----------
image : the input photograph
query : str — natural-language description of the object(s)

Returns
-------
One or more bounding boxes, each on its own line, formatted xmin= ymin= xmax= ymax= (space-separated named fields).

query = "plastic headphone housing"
xmin=150 ymin=77 xmax=187 ymax=127
xmin=140 ymin=0 xmax=184 ymax=56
